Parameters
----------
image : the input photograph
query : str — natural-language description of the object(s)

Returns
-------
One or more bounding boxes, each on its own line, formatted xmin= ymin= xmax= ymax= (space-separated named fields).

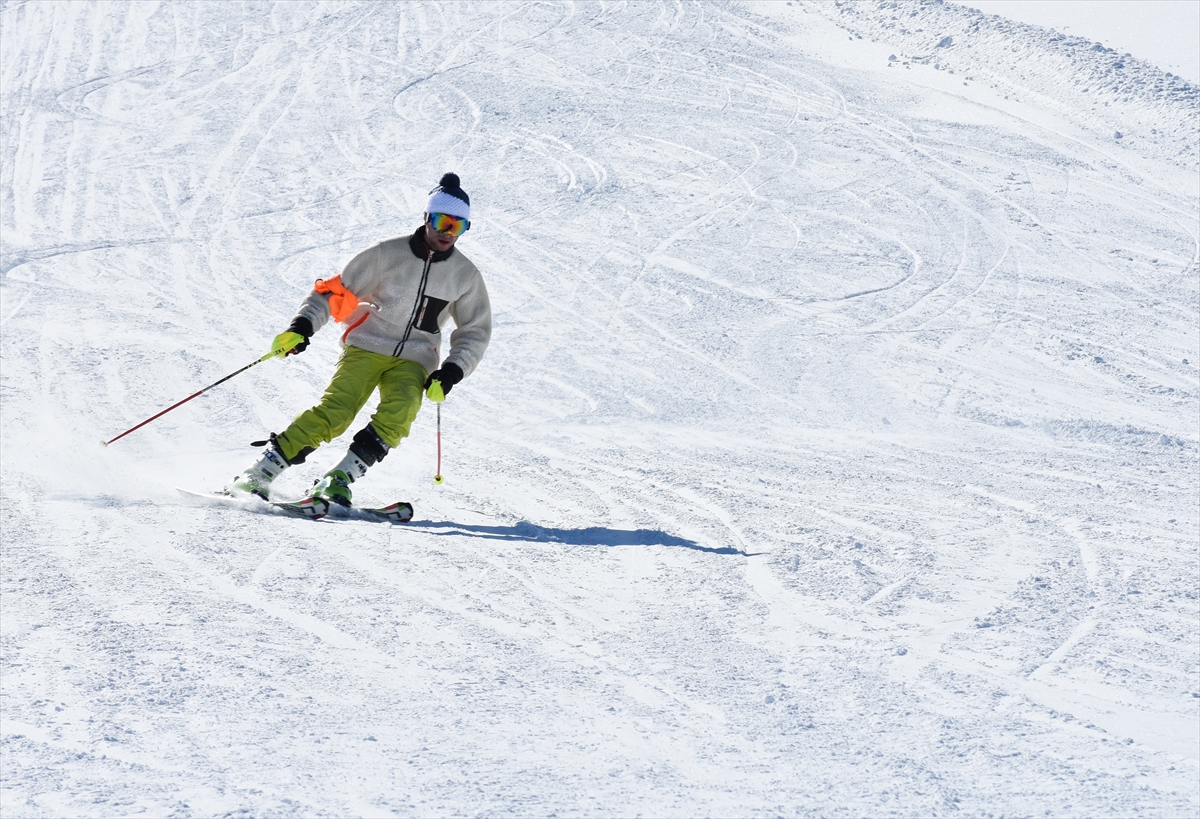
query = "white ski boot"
xmin=229 ymin=441 xmax=289 ymax=500
xmin=308 ymin=425 xmax=391 ymax=508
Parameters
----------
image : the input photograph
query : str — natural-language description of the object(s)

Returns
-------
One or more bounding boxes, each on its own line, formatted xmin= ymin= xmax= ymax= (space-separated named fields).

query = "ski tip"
xmin=367 ymin=502 xmax=414 ymax=523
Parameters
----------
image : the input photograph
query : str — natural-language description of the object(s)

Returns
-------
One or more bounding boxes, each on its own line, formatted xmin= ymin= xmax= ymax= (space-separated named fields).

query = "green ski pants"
xmin=275 ymin=346 xmax=426 ymax=462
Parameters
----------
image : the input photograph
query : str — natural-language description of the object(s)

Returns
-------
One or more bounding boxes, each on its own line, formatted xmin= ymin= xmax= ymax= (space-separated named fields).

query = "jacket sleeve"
xmin=444 ymin=269 xmax=492 ymax=378
xmin=293 ymin=245 xmax=379 ymax=334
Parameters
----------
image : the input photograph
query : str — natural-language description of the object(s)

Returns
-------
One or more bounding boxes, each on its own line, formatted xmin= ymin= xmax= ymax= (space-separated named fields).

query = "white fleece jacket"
xmin=294 ymin=230 xmax=492 ymax=378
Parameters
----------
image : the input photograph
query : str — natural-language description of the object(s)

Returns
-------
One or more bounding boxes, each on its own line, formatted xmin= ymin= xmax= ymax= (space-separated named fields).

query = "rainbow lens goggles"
xmin=427 ymin=212 xmax=470 ymax=237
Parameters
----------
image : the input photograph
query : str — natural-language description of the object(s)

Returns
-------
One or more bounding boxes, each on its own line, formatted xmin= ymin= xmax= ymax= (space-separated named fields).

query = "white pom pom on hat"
xmin=426 ymin=172 xmax=470 ymax=220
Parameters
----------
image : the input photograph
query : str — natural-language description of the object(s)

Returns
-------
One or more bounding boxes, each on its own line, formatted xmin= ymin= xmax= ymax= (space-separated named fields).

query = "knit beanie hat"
xmin=426 ymin=173 xmax=470 ymax=220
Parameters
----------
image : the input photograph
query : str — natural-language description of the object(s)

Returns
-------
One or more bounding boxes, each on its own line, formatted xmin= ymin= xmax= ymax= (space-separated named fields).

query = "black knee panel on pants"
xmin=349 ymin=425 xmax=390 ymax=466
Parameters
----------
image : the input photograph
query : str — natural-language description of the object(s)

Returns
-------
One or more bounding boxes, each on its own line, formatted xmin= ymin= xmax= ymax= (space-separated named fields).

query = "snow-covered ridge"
xmin=803 ymin=0 xmax=1199 ymax=169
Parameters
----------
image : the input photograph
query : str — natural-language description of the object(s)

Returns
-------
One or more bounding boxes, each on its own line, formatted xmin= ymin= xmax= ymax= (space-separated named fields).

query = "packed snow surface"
xmin=2 ymin=1 xmax=1198 ymax=816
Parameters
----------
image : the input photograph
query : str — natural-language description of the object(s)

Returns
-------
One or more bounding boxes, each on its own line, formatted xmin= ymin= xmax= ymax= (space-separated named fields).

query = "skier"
xmin=229 ymin=173 xmax=491 ymax=506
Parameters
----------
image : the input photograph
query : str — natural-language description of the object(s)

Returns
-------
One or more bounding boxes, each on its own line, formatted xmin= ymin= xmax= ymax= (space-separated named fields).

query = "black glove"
xmin=424 ymin=362 xmax=464 ymax=397
xmin=284 ymin=316 xmax=313 ymax=355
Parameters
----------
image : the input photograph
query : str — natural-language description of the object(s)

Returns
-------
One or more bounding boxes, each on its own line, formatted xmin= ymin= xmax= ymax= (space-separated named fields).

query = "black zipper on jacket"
xmin=393 ymin=248 xmax=434 ymax=358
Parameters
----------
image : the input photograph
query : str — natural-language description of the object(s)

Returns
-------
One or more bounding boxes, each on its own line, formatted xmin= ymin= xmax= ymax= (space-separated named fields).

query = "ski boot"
xmin=230 ymin=439 xmax=290 ymax=500
xmin=309 ymin=425 xmax=391 ymax=508
xmin=310 ymin=469 xmax=353 ymax=507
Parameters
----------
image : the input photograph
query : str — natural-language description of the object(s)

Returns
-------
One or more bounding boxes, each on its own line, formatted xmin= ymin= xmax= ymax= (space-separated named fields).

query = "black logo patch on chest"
xmin=413 ymin=296 xmax=449 ymax=333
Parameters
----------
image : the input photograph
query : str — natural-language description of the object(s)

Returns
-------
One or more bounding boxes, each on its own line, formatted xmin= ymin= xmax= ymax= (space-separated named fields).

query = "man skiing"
xmin=229 ymin=172 xmax=491 ymax=506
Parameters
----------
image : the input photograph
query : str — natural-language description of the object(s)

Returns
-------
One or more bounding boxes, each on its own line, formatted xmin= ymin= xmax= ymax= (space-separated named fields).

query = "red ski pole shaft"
xmin=433 ymin=403 xmax=444 ymax=484
xmin=102 ymin=352 xmax=274 ymax=446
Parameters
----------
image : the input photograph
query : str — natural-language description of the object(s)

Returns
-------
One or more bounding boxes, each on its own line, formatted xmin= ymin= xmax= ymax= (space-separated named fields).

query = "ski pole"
xmin=101 ymin=351 xmax=275 ymax=446
xmin=433 ymin=403 xmax=445 ymax=485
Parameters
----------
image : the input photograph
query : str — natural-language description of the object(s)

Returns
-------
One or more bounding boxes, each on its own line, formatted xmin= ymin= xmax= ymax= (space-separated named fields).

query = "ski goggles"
xmin=427 ymin=212 xmax=470 ymax=237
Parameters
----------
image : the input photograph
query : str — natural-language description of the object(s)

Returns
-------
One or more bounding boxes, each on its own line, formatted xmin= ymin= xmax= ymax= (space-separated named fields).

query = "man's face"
xmin=424 ymin=221 xmax=459 ymax=253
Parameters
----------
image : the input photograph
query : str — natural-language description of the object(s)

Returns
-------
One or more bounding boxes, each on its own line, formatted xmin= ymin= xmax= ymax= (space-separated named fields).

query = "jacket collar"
xmin=408 ymin=225 xmax=456 ymax=262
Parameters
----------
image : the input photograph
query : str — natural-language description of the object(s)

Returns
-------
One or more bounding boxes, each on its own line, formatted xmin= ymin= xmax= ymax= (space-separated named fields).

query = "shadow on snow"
xmin=408 ymin=520 xmax=758 ymax=556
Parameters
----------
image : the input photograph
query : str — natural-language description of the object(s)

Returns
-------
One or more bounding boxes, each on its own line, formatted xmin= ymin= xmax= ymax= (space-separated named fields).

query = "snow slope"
xmin=2 ymin=1 xmax=1197 ymax=815
xmin=966 ymin=0 xmax=1200 ymax=84
xmin=814 ymin=0 xmax=1199 ymax=169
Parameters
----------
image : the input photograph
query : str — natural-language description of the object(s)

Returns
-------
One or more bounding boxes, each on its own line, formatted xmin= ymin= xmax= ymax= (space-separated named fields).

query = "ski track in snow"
xmin=1 ymin=1 xmax=1197 ymax=816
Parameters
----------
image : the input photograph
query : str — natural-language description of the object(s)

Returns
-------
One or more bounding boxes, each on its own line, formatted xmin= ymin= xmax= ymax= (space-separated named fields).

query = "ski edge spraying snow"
xmin=176 ymin=489 xmax=414 ymax=524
